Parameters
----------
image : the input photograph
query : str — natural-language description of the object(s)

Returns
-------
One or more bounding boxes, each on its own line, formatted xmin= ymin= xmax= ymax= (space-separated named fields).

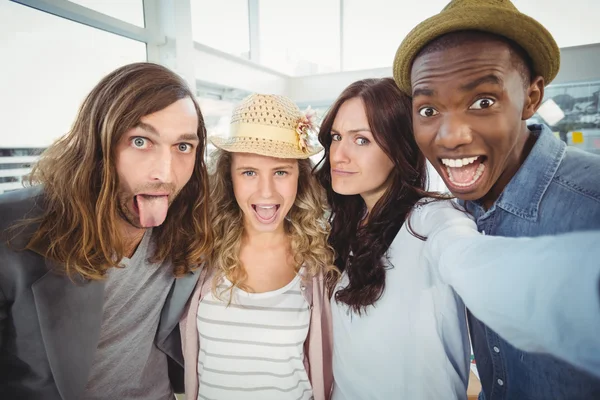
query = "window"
xmin=532 ymin=81 xmax=600 ymax=155
xmin=514 ymin=0 xmax=600 ymax=47
xmin=0 ymin=148 xmax=44 ymax=194
xmin=191 ymin=0 xmax=250 ymax=59
xmin=258 ymin=0 xmax=341 ymax=75
xmin=68 ymin=0 xmax=145 ymax=27
xmin=342 ymin=0 xmax=448 ymax=71
xmin=0 ymin=1 xmax=147 ymax=149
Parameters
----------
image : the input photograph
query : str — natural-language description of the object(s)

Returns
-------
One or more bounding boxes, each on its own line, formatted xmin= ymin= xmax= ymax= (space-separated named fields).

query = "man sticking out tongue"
xmin=0 ymin=63 xmax=212 ymax=399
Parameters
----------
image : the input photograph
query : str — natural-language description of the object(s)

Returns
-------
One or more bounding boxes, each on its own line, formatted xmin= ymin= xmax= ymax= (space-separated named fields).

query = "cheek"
xmin=114 ymin=150 xmax=139 ymax=190
xmin=471 ymin=116 xmax=516 ymax=151
xmin=276 ymin=179 xmax=298 ymax=208
xmin=362 ymin=148 xmax=394 ymax=181
xmin=232 ymin=178 xmax=252 ymax=208
xmin=374 ymin=157 xmax=395 ymax=183
xmin=413 ymin=121 xmax=437 ymax=152
xmin=174 ymin=155 xmax=196 ymax=184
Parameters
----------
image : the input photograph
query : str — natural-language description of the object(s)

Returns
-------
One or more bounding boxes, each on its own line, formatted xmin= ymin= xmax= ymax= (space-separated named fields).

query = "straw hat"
xmin=393 ymin=0 xmax=560 ymax=95
xmin=210 ymin=94 xmax=323 ymax=159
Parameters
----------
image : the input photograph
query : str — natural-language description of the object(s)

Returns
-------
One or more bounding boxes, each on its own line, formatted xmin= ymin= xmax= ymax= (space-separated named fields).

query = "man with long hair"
xmin=0 ymin=63 xmax=212 ymax=399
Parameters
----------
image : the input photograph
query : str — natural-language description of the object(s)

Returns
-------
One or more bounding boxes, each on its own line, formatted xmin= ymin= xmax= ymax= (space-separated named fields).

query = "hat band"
xmin=229 ymin=122 xmax=298 ymax=145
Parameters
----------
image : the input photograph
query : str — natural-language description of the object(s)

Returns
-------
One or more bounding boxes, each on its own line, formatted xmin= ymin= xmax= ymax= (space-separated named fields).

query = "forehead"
xmin=140 ymin=98 xmax=198 ymax=126
xmin=231 ymin=152 xmax=297 ymax=168
xmin=411 ymin=40 xmax=515 ymax=93
xmin=332 ymin=97 xmax=368 ymax=128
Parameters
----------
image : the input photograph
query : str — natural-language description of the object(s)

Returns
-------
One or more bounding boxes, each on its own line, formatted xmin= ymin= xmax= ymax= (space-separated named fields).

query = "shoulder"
xmin=552 ymin=148 xmax=600 ymax=203
xmin=0 ymin=186 xmax=45 ymax=231
xmin=410 ymin=198 xmax=474 ymax=233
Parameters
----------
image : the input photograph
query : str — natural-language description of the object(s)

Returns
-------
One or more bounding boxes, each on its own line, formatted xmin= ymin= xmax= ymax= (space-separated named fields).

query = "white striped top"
xmin=196 ymin=272 xmax=313 ymax=400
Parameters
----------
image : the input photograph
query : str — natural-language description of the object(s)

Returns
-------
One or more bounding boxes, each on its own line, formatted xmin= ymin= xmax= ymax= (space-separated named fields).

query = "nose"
xmin=330 ymin=139 xmax=350 ymax=165
xmin=436 ymin=114 xmax=473 ymax=150
xmin=258 ymin=174 xmax=275 ymax=199
xmin=150 ymin=147 xmax=173 ymax=183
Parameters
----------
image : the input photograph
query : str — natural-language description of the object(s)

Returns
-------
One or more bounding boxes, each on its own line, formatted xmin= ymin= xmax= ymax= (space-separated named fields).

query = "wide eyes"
xmin=469 ymin=98 xmax=495 ymax=110
xmin=418 ymin=97 xmax=496 ymax=117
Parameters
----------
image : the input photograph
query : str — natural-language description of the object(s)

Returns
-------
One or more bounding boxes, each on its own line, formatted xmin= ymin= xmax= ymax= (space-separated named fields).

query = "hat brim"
xmin=209 ymin=135 xmax=323 ymax=160
xmin=393 ymin=6 xmax=560 ymax=95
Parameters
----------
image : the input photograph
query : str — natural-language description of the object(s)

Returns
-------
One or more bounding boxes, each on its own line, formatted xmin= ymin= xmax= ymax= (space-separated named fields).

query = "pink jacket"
xmin=179 ymin=268 xmax=334 ymax=400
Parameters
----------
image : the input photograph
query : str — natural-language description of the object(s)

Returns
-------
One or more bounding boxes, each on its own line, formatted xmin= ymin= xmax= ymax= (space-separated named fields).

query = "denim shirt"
xmin=464 ymin=124 xmax=600 ymax=400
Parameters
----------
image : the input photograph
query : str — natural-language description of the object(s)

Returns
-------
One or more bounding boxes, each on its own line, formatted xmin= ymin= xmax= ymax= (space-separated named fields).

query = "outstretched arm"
xmin=422 ymin=204 xmax=600 ymax=378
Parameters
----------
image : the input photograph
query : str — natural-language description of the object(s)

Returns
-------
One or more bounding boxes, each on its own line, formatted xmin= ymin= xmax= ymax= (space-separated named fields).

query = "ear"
xmin=522 ymin=76 xmax=545 ymax=120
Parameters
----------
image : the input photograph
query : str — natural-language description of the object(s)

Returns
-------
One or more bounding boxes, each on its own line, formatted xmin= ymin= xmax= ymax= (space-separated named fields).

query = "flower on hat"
xmin=296 ymin=106 xmax=318 ymax=153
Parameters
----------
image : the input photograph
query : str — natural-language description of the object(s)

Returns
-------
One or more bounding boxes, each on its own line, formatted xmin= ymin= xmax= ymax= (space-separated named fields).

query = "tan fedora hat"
xmin=393 ymin=0 xmax=560 ymax=95
xmin=210 ymin=94 xmax=323 ymax=159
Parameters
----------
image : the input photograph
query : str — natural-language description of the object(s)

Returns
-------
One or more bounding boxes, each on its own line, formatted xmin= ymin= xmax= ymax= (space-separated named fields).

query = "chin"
xmin=249 ymin=220 xmax=284 ymax=233
xmin=444 ymin=183 xmax=489 ymax=203
xmin=331 ymin=183 xmax=359 ymax=196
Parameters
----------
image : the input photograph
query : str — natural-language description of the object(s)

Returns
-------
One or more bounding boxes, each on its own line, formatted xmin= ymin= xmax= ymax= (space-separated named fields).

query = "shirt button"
xmin=493 ymin=346 xmax=500 ymax=353
xmin=497 ymin=379 xmax=504 ymax=386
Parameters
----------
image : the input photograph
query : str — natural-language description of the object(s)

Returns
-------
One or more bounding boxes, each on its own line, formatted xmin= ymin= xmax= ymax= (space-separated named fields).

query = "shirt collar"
xmin=467 ymin=124 xmax=566 ymax=221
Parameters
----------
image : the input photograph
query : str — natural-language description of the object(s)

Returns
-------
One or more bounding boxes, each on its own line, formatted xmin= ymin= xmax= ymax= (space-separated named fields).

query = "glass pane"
xmin=68 ymin=0 xmax=145 ymax=27
xmin=342 ymin=0 xmax=448 ymax=71
xmin=191 ymin=0 xmax=250 ymax=59
xmin=259 ymin=0 xmax=340 ymax=75
xmin=531 ymin=81 xmax=600 ymax=155
xmin=514 ymin=0 xmax=600 ymax=47
xmin=343 ymin=0 xmax=600 ymax=71
xmin=0 ymin=1 xmax=147 ymax=149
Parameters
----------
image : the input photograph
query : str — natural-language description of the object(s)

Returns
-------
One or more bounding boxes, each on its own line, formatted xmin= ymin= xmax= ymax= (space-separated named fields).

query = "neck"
xmin=117 ymin=219 xmax=147 ymax=258
xmin=481 ymin=125 xmax=536 ymax=210
xmin=242 ymin=224 xmax=288 ymax=250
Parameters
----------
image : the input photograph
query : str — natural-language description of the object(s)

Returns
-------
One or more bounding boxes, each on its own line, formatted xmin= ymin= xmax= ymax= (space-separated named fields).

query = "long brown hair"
xmin=12 ymin=62 xmax=212 ymax=279
xmin=315 ymin=78 xmax=446 ymax=313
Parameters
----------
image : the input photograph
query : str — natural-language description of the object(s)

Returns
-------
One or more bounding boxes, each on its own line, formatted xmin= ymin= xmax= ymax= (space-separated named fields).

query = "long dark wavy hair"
xmin=8 ymin=62 xmax=212 ymax=280
xmin=315 ymin=78 xmax=444 ymax=314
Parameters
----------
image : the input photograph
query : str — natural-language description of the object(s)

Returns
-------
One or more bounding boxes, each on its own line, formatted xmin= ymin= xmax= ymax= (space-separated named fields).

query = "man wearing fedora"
xmin=393 ymin=0 xmax=600 ymax=399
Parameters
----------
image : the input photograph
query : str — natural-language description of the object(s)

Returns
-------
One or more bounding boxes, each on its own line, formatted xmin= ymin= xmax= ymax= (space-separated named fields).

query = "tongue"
xmin=255 ymin=206 xmax=277 ymax=220
xmin=136 ymin=195 xmax=169 ymax=227
xmin=448 ymin=160 xmax=481 ymax=184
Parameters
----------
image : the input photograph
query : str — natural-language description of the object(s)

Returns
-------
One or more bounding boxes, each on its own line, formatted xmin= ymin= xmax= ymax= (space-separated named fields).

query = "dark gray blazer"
xmin=0 ymin=187 xmax=200 ymax=399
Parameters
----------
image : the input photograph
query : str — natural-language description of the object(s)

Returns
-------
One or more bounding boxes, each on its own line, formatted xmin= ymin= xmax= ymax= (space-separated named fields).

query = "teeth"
xmin=256 ymin=205 xmax=276 ymax=209
xmin=441 ymin=156 xmax=479 ymax=168
xmin=447 ymin=163 xmax=485 ymax=187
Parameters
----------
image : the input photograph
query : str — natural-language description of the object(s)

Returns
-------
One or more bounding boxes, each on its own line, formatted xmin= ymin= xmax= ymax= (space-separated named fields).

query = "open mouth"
xmin=251 ymin=204 xmax=280 ymax=224
xmin=439 ymin=156 xmax=487 ymax=191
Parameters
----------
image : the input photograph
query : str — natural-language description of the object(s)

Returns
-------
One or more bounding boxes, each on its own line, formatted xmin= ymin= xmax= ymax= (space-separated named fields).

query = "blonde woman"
xmin=180 ymin=94 xmax=338 ymax=400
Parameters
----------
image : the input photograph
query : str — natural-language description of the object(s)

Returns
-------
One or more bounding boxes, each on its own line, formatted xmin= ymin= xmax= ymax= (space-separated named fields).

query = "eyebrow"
xmin=136 ymin=122 xmax=199 ymax=142
xmin=460 ymin=74 xmax=503 ymax=92
xmin=331 ymin=128 xmax=372 ymax=134
xmin=412 ymin=88 xmax=435 ymax=98
xmin=235 ymin=165 xmax=295 ymax=171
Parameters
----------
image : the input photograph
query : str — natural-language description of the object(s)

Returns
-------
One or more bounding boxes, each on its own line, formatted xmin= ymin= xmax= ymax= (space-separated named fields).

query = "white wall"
xmin=554 ymin=43 xmax=600 ymax=85
xmin=286 ymin=67 xmax=391 ymax=106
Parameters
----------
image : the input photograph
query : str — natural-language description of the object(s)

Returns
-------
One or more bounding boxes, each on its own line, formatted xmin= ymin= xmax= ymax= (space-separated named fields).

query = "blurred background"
xmin=1 ymin=0 xmax=599 ymax=195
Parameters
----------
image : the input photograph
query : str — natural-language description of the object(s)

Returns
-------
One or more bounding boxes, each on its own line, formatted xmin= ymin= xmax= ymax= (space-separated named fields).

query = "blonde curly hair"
xmin=207 ymin=149 xmax=338 ymax=296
